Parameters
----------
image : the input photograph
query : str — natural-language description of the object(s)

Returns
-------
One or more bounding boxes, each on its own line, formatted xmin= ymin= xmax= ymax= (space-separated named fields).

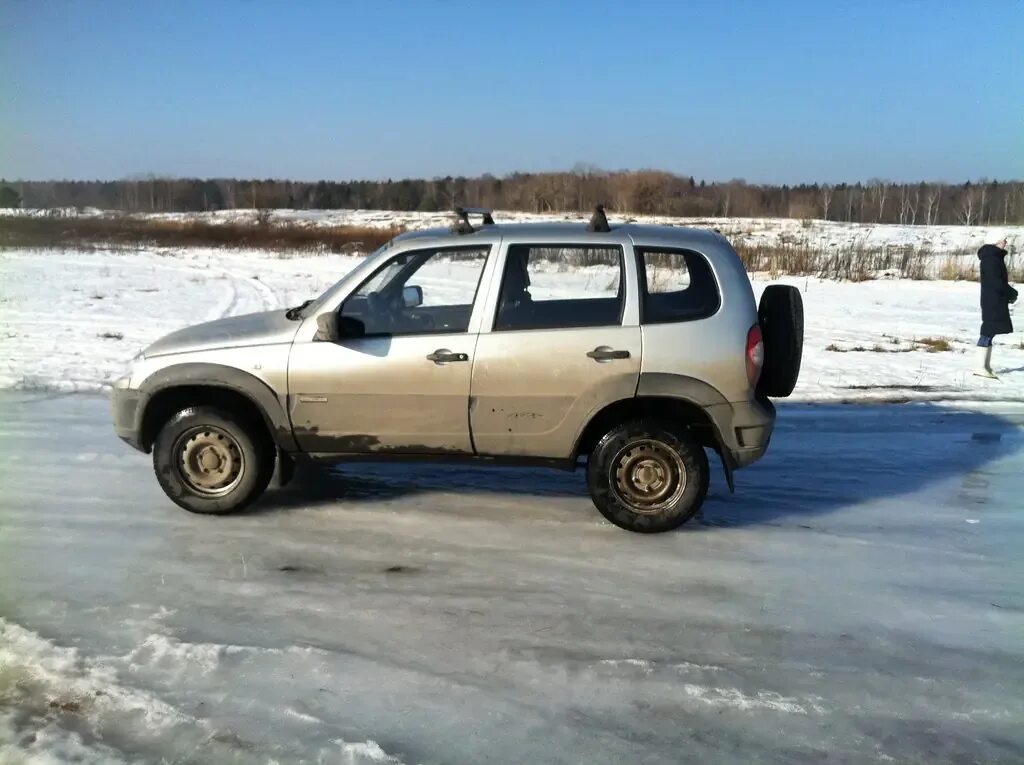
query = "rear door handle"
xmin=587 ymin=346 xmax=631 ymax=362
xmin=427 ymin=348 xmax=469 ymax=364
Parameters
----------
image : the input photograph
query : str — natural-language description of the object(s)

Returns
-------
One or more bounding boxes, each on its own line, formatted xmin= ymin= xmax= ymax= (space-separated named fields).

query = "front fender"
xmin=134 ymin=362 xmax=297 ymax=452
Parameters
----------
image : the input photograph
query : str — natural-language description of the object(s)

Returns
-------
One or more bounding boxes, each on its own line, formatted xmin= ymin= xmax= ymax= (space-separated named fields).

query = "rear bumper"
xmin=111 ymin=385 xmax=146 ymax=452
xmin=706 ymin=396 xmax=776 ymax=468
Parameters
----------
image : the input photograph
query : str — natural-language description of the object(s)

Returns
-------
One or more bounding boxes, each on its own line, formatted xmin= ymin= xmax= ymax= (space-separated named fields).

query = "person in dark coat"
xmin=974 ymin=233 xmax=1018 ymax=378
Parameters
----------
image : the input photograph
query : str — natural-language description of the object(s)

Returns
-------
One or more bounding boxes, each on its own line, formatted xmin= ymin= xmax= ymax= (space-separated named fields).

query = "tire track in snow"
xmin=210 ymin=263 xmax=283 ymax=319
xmin=206 ymin=275 xmax=238 ymax=321
xmin=1 ymin=251 xmax=282 ymax=391
xmin=16 ymin=250 xmax=282 ymax=320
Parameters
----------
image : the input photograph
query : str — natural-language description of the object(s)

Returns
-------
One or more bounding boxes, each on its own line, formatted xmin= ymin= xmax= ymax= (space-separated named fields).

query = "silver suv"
xmin=112 ymin=207 xmax=803 ymax=532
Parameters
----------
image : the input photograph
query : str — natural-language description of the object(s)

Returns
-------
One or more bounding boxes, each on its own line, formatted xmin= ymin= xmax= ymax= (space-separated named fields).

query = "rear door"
xmin=635 ymin=245 xmax=748 ymax=400
xmin=470 ymin=240 xmax=641 ymax=458
xmin=288 ymin=244 xmax=491 ymax=454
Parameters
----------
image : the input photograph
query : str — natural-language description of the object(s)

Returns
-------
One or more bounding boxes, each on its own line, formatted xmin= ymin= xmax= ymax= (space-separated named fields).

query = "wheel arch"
xmin=573 ymin=391 xmax=725 ymax=462
xmin=137 ymin=363 xmax=295 ymax=453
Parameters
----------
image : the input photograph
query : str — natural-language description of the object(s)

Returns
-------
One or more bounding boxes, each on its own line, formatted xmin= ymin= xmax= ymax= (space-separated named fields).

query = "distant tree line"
xmin=3 ymin=169 xmax=1023 ymax=225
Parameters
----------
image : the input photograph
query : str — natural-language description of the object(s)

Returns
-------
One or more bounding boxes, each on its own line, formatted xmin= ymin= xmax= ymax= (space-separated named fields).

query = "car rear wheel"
xmin=153 ymin=406 xmax=274 ymax=514
xmin=587 ymin=420 xmax=709 ymax=533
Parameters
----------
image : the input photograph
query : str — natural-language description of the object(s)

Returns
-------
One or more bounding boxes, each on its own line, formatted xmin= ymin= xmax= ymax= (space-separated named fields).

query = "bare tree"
xmin=820 ymin=184 xmax=834 ymax=220
xmin=924 ymin=185 xmax=940 ymax=225
xmin=10 ymin=173 xmax=1024 ymax=224
xmin=898 ymin=184 xmax=918 ymax=225
xmin=869 ymin=180 xmax=889 ymax=222
xmin=844 ymin=186 xmax=857 ymax=221
xmin=958 ymin=186 xmax=977 ymax=225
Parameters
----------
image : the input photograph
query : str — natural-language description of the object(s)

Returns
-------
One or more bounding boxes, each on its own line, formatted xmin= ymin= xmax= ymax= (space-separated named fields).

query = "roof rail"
xmin=451 ymin=206 xmax=495 ymax=234
xmin=587 ymin=204 xmax=610 ymax=233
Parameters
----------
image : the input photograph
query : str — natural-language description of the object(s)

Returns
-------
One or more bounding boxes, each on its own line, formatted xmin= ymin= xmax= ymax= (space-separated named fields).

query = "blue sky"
xmin=3 ymin=0 xmax=1022 ymax=182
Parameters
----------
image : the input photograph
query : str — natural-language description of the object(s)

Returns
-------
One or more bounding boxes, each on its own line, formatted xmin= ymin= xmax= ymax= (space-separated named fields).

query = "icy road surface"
xmin=1 ymin=394 xmax=1023 ymax=764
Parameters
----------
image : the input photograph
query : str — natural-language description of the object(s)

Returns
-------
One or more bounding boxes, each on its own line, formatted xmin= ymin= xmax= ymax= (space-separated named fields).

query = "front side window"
xmin=339 ymin=246 xmax=489 ymax=336
xmin=494 ymin=244 xmax=624 ymax=331
xmin=638 ymin=247 xmax=720 ymax=324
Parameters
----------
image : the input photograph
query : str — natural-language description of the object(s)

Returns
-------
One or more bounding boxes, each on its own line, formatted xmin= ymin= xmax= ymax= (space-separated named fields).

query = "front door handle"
xmin=427 ymin=348 xmax=469 ymax=364
xmin=587 ymin=346 xmax=631 ymax=362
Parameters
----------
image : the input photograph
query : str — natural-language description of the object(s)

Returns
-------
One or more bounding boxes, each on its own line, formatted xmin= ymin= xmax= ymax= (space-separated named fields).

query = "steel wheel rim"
xmin=174 ymin=426 xmax=245 ymax=497
xmin=611 ymin=439 xmax=686 ymax=514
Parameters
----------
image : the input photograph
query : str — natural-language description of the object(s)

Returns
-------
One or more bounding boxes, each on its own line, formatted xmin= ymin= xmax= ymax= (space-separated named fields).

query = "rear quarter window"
xmin=637 ymin=247 xmax=720 ymax=324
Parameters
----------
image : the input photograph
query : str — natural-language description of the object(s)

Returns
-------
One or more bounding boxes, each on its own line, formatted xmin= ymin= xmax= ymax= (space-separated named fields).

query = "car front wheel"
xmin=152 ymin=406 xmax=273 ymax=514
xmin=587 ymin=420 xmax=709 ymax=533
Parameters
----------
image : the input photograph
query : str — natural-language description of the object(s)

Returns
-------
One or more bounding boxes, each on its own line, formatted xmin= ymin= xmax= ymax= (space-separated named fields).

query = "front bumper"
xmin=111 ymin=382 xmax=145 ymax=452
xmin=706 ymin=396 xmax=776 ymax=469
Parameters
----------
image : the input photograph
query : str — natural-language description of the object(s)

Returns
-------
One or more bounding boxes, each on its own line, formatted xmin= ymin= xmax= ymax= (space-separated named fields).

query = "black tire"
xmin=757 ymin=284 xmax=804 ymax=398
xmin=152 ymin=406 xmax=274 ymax=515
xmin=587 ymin=420 xmax=709 ymax=533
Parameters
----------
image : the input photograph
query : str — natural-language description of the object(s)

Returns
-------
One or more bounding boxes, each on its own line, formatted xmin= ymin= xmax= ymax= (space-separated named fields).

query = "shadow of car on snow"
xmin=246 ymin=402 xmax=1023 ymax=531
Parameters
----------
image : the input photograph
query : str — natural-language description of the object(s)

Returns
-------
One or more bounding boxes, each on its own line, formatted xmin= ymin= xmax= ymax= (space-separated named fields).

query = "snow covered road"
xmin=2 ymin=393 xmax=1022 ymax=763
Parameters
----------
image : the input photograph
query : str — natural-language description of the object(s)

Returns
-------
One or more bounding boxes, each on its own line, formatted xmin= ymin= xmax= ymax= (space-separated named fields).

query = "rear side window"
xmin=637 ymin=247 xmax=719 ymax=324
xmin=494 ymin=245 xmax=624 ymax=331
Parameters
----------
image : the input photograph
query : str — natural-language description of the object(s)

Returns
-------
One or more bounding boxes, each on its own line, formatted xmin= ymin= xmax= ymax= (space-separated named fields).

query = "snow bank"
xmin=0 ymin=617 xmax=194 ymax=764
xmin=0 ymin=617 xmax=408 ymax=765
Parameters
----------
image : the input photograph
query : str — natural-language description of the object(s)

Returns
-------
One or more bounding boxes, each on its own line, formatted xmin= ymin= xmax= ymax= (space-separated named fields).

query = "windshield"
xmin=291 ymin=241 xmax=393 ymax=320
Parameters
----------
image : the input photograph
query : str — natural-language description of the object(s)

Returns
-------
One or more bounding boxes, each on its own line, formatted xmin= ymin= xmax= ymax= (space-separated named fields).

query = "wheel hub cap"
xmin=198 ymin=446 xmax=223 ymax=472
xmin=631 ymin=458 xmax=666 ymax=491
xmin=612 ymin=440 xmax=687 ymax=514
xmin=175 ymin=427 xmax=245 ymax=496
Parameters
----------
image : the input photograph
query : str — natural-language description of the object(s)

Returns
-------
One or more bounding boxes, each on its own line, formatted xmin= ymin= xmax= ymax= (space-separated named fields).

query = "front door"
xmin=288 ymin=245 xmax=491 ymax=455
xmin=470 ymin=241 xmax=642 ymax=458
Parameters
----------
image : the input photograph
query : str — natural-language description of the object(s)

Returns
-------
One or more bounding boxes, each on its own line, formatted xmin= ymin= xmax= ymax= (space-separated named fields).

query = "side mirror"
xmin=337 ymin=315 xmax=366 ymax=339
xmin=315 ymin=313 xmax=366 ymax=342
xmin=402 ymin=285 xmax=423 ymax=308
xmin=314 ymin=313 xmax=340 ymax=342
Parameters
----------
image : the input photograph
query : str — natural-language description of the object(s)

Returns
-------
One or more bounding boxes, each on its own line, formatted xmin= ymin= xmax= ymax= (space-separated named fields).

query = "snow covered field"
xmin=2 ymin=245 xmax=1022 ymax=401
xmin=6 ymin=206 xmax=1021 ymax=258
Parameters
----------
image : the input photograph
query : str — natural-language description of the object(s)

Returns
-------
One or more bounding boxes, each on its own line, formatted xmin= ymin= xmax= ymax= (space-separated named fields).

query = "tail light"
xmin=746 ymin=324 xmax=764 ymax=387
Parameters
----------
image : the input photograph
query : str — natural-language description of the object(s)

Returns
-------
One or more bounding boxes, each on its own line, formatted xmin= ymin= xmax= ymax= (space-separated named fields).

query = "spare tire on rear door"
xmin=757 ymin=285 xmax=804 ymax=397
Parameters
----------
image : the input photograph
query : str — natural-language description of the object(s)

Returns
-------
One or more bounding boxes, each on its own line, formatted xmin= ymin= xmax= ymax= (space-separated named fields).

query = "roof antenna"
xmin=587 ymin=204 xmax=610 ymax=233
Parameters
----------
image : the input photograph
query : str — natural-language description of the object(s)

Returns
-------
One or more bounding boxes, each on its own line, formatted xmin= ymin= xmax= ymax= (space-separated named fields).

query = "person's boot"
xmin=973 ymin=346 xmax=998 ymax=379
